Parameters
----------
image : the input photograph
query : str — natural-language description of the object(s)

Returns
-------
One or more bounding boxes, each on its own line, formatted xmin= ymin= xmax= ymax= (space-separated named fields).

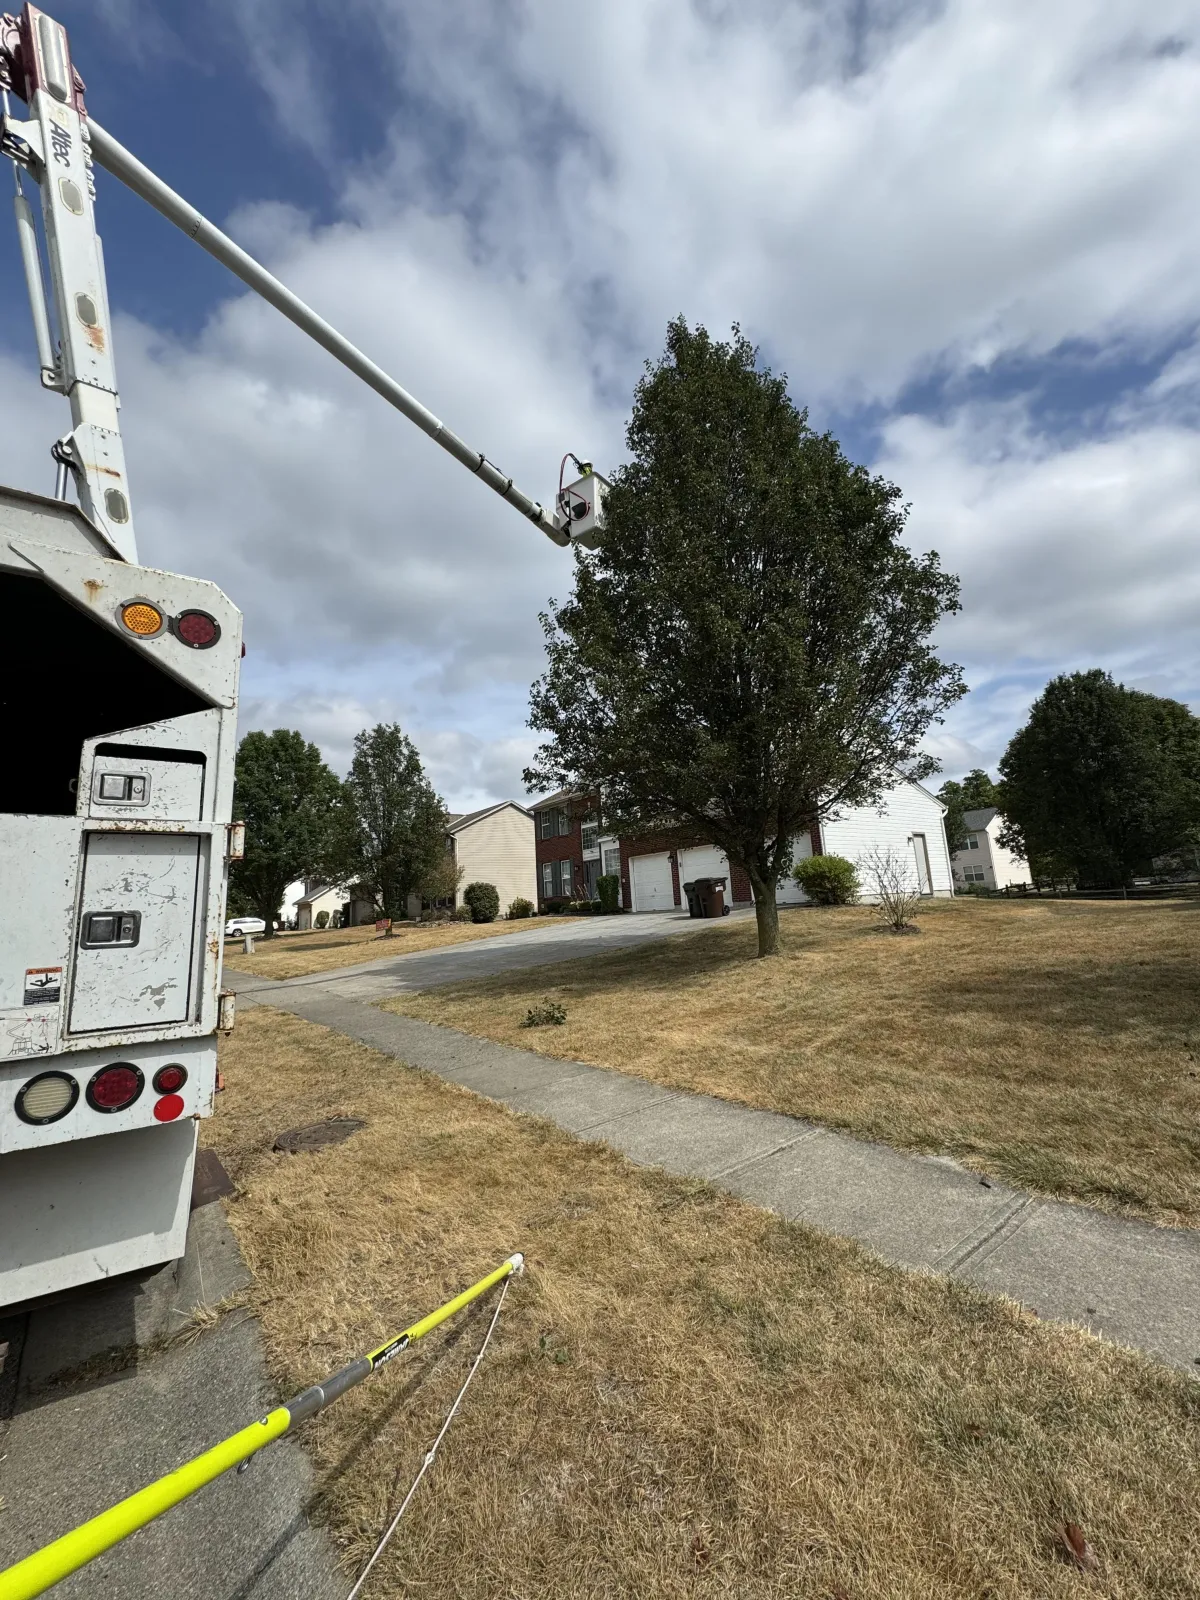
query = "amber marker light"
xmin=120 ymin=599 xmax=165 ymax=637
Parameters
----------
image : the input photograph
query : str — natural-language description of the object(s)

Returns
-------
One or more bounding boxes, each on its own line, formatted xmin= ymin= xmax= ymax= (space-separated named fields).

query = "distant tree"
xmin=335 ymin=724 xmax=449 ymax=924
xmin=938 ymin=768 xmax=1001 ymax=855
xmin=999 ymin=671 xmax=1200 ymax=889
xmin=417 ymin=850 xmax=465 ymax=911
xmin=229 ymin=730 xmax=342 ymax=938
xmin=525 ymin=318 xmax=965 ymax=957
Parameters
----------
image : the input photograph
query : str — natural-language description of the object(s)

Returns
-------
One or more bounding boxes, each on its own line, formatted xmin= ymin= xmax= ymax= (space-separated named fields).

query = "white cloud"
xmin=3 ymin=0 xmax=1198 ymax=801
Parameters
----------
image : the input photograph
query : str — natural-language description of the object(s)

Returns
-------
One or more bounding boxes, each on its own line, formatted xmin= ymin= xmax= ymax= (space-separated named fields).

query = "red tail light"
xmin=172 ymin=609 xmax=220 ymax=649
xmin=87 ymin=1063 xmax=144 ymax=1113
xmin=153 ymin=1064 xmax=188 ymax=1094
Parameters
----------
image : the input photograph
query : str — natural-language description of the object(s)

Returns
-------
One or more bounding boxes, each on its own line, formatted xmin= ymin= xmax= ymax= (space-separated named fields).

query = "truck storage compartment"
xmin=69 ymin=832 xmax=204 ymax=1032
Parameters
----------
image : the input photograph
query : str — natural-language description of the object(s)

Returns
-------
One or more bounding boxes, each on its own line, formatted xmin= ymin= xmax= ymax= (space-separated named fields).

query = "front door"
xmin=911 ymin=833 xmax=933 ymax=896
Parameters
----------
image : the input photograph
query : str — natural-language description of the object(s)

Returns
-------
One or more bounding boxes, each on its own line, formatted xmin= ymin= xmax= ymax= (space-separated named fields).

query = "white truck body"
xmin=0 ymin=485 xmax=240 ymax=1305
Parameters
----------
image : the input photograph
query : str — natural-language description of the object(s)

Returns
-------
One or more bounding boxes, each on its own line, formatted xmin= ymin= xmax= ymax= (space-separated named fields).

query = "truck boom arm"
xmin=85 ymin=119 xmax=570 ymax=549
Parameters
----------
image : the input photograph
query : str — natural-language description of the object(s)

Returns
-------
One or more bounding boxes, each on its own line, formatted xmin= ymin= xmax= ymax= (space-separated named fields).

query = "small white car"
xmin=225 ymin=916 xmax=267 ymax=937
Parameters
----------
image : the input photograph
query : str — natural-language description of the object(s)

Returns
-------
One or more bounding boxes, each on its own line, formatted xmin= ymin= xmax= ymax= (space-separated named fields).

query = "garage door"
xmin=677 ymin=846 xmax=730 ymax=894
xmin=629 ymin=852 xmax=676 ymax=912
xmin=776 ymin=833 xmax=812 ymax=904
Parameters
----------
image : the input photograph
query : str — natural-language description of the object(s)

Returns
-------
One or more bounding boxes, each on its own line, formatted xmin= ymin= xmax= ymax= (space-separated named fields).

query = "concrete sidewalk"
xmin=245 ymin=980 xmax=1200 ymax=1376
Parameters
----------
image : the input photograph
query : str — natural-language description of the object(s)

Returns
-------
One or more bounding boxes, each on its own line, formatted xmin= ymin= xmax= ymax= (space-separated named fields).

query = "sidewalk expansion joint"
xmin=707 ymin=1129 xmax=822 ymax=1182
xmin=937 ymin=1196 xmax=1035 ymax=1272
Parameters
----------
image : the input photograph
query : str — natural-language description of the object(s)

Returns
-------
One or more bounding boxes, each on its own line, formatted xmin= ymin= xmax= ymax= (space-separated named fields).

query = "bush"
xmin=508 ymin=897 xmax=535 ymax=919
xmin=314 ymin=910 xmax=330 ymax=929
xmin=453 ymin=904 xmax=473 ymax=921
xmin=568 ymin=899 xmax=599 ymax=915
xmin=793 ymin=854 xmax=860 ymax=906
xmin=542 ymin=897 xmax=571 ymax=915
xmin=462 ymin=881 xmax=500 ymax=923
xmin=521 ymin=999 xmax=567 ymax=1028
xmin=858 ymin=845 xmax=922 ymax=932
xmin=597 ymin=873 xmax=621 ymax=914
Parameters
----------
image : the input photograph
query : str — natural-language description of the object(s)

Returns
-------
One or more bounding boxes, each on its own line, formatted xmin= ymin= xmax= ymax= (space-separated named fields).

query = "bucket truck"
xmin=0 ymin=4 xmax=604 ymax=1309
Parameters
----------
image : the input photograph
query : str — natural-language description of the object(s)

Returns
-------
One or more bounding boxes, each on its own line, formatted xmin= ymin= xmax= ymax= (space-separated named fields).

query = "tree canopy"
xmin=229 ymin=729 xmax=342 ymax=935
xmin=999 ymin=670 xmax=1200 ymax=888
xmin=938 ymin=768 xmax=1001 ymax=855
xmin=525 ymin=318 xmax=965 ymax=955
xmin=334 ymin=723 xmax=450 ymax=921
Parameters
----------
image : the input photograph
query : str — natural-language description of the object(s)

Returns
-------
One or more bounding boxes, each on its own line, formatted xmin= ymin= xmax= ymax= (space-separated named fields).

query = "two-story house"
xmin=951 ymin=806 xmax=1029 ymax=890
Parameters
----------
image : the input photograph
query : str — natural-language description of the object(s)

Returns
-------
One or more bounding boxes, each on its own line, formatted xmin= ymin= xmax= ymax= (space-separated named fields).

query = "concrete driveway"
xmin=227 ymin=908 xmax=742 ymax=1005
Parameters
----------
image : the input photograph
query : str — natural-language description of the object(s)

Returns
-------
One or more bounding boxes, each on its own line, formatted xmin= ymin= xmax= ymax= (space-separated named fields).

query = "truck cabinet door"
xmin=69 ymin=833 xmax=202 ymax=1032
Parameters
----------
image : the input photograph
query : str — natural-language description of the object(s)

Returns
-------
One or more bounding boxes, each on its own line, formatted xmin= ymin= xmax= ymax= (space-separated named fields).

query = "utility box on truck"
xmin=0 ymin=485 xmax=241 ymax=1307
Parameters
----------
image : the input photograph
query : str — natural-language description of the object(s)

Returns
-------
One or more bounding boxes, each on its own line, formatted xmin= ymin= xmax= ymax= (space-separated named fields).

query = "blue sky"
xmin=1 ymin=0 xmax=1197 ymax=806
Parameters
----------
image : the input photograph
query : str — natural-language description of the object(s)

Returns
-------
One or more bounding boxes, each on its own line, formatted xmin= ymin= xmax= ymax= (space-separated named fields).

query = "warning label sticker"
xmin=24 ymin=967 xmax=63 ymax=1006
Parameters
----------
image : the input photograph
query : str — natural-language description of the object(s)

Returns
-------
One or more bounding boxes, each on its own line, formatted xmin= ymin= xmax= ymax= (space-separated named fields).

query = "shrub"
xmin=793 ymin=854 xmax=859 ymax=906
xmin=859 ymin=845 xmax=922 ymax=932
xmin=508 ymin=897 xmax=535 ymax=919
xmin=542 ymin=897 xmax=571 ymax=915
xmin=568 ymin=899 xmax=599 ymax=915
xmin=521 ymin=999 xmax=567 ymax=1028
xmin=462 ymin=881 xmax=500 ymax=923
xmin=453 ymin=904 xmax=473 ymax=921
xmin=314 ymin=910 xmax=330 ymax=929
xmin=597 ymin=873 xmax=621 ymax=914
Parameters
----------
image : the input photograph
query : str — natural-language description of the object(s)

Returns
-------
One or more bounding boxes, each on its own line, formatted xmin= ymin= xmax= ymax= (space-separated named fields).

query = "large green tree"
xmin=525 ymin=319 xmax=965 ymax=956
xmin=335 ymin=724 xmax=449 ymax=922
xmin=999 ymin=670 xmax=1200 ymax=888
xmin=938 ymin=768 xmax=1001 ymax=855
xmin=229 ymin=729 xmax=342 ymax=936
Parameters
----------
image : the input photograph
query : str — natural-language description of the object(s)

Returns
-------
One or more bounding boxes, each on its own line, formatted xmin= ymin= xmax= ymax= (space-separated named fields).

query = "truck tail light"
xmin=153 ymin=1064 xmax=188 ymax=1094
xmin=15 ymin=1070 xmax=79 ymax=1125
xmin=86 ymin=1063 xmax=144 ymax=1113
xmin=171 ymin=609 xmax=220 ymax=649
xmin=153 ymin=1094 xmax=185 ymax=1122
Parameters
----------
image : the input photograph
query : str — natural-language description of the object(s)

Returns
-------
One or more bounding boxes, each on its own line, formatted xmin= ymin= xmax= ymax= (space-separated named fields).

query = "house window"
xmin=539 ymin=810 xmax=553 ymax=840
xmin=582 ymin=815 xmax=599 ymax=853
xmin=557 ymin=808 xmax=571 ymax=837
xmin=966 ymin=834 xmax=980 ymax=851
xmin=542 ymin=862 xmax=554 ymax=898
xmin=602 ymin=845 xmax=620 ymax=877
xmin=559 ymin=859 xmax=574 ymax=897
xmin=964 ymin=867 xmax=986 ymax=883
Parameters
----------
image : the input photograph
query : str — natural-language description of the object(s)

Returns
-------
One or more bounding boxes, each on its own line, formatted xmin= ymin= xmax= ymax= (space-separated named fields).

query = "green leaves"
xmin=999 ymin=670 xmax=1200 ymax=888
xmin=336 ymin=724 xmax=450 ymax=921
xmin=230 ymin=729 xmax=342 ymax=933
xmin=526 ymin=318 xmax=965 ymax=953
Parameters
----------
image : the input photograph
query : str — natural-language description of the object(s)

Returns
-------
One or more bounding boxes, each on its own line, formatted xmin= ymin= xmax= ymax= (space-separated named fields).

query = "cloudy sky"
xmin=2 ymin=0 xmax=1197 ymax=806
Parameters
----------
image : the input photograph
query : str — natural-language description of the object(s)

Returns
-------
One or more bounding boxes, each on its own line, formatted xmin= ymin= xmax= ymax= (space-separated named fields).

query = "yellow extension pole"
xmin=0 ymin=1252 xmax=523 ymax=1600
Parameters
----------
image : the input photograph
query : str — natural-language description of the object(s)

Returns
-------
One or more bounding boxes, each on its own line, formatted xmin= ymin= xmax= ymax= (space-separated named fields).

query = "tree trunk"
xmin=749 ymin=872 xmax=780 ymax=957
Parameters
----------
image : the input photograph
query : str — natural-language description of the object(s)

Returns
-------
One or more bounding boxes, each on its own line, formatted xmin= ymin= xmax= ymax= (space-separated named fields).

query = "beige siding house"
xmin=448 ymin=802 xmax=537 ymax=914
xmin=952 ymin=806 xmax=1030 ymax=890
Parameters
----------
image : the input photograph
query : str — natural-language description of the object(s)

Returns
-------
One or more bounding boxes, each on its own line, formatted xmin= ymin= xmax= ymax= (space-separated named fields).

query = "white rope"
xmin=345 ymin=1277 xmax=510 ymax=1600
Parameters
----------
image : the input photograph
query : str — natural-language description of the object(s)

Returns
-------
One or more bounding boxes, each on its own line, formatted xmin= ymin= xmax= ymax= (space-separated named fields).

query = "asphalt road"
xmin=227 ymin=908 xmax=740 ymax=1004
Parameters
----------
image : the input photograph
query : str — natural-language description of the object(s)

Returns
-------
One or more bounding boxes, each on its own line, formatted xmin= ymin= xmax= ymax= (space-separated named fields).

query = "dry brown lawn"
xmin=384 ymin=896 xmax=1200 ymax=1227
xmin=208 ymin=1006 xmax=1200 ymax=1599
xmin=223 ymin=916 xmax=579 ymax=981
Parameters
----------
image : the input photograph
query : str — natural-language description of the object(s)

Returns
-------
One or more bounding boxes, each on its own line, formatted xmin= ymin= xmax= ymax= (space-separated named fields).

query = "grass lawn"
xmin=384 ymin=896 xmax=1200 ymax=1227
xmin=208 ymin=1007 xmax=1200 ymax=1598
xmin=222 ymin=916 xmax=580 ymax=982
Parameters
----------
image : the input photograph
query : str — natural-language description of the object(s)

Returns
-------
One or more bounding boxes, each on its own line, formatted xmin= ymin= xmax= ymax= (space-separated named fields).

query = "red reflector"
xmin=87 ymin=1063 xmax=144 ymax=1113
xmin=153 ymin=1064 xmax=188 ymax=1094
xmin=174 ymin=610 xmax=219 ymax=649
xmin=153 ymin=1093 xmax=185 ymax=1122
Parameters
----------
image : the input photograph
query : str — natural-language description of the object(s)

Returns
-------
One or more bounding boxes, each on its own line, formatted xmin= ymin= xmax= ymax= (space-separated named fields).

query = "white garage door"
xmin=677 ymin=846 xmax=730 ymax=894
xmin=776 ymin=833 xmax=813 ymax=904
xmin=629 ymin=852 xmax=676 ymax=912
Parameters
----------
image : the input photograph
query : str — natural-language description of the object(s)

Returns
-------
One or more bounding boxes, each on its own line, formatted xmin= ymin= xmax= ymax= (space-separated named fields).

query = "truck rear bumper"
xmin=0 ymin=1120 xmax=196 ymax=1308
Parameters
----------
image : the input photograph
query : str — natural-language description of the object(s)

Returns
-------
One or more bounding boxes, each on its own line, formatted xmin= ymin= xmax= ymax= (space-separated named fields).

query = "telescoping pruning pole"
xmin=0 ymin=1253 xmax=524 ymax=1600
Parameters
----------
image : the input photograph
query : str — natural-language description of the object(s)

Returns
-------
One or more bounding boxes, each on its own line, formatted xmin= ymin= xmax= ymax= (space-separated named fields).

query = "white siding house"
xmin=448 ymin=802 xmax=537 ymax=914
xmin=952 ymin=806 xmax=1029 ymax=890
xmin=777 ymin=775 xmax=954 ymax=904
xmin=295 ymin=884 xmax=346 ymax=929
